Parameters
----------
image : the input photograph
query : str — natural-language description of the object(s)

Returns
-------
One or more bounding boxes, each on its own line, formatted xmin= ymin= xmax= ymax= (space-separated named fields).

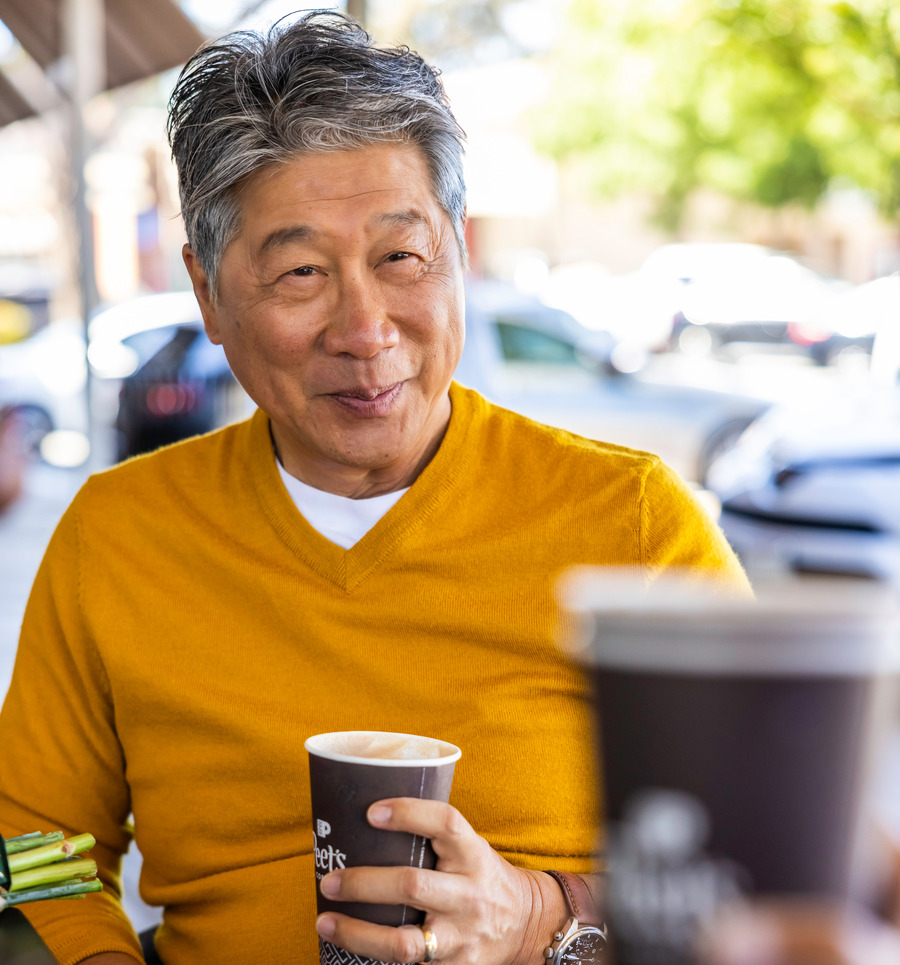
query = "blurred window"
xmin=121 ymin=325 xmax=184 ymax=363
xmin=496 ymin=320 xmax=579 ymax=366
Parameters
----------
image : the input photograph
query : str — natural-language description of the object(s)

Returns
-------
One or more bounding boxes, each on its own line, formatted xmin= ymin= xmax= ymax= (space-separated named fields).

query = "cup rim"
xmin=557 ymin=567 xmax=900 ymax=676
xmin=304 ymin=730 xmax=462 ymax=767
xmin=558 ymin=567 xmax=900 ymax=619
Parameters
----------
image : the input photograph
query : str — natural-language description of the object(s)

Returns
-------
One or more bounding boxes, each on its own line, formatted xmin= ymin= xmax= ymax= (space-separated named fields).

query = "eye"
xmin=385 ymin=252 xmax=412 ymax=263
xmin=288 ymin=265 xmax=316 ymax=277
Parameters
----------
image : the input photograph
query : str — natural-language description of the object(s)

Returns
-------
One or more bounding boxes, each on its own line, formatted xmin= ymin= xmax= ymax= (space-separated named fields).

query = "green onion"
xmin=8 ymin=857 xmax=97 ymax=893
xmin=2 ymin=879 xmax=102 ymax=907
xmin=1 ymin=830 xmax=103 ymax=910
xmin=7 ymin=834 xmax=95 ymax=874
xmin=4 ymin=832 xmax=65 ymax=855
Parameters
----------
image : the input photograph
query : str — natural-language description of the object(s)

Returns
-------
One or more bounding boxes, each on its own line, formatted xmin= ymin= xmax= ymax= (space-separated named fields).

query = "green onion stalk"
xmin=0 ymin=831 xmax=102 ymax=911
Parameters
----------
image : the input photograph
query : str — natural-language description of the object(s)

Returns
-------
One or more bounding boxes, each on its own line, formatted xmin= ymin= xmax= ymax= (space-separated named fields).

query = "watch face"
xmin=558 ymin=927 xmax=606 ymax=963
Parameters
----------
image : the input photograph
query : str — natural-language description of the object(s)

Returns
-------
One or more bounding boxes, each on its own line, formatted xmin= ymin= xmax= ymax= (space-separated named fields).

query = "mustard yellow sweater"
xmin=0 ymin=383 xmax=748 ymax=964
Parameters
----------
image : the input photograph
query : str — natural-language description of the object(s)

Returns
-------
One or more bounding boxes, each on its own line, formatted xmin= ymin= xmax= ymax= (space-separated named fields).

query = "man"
xmin=0 ymin=12 xmax=749 ymax=964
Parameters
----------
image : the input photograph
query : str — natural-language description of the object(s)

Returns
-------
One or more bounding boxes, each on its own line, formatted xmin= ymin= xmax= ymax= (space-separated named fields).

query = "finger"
xmin=368 ymin=798 xmax=485 ymax=871
xmin=320 ymin=865 xmax=466 ymax=916
xmin=698 ymin=902 xmax=900 ymax=965
xmin=316 ymin=913 xmax=442 ymax=965
xmin=696 ymin=904 xmax=783 ymax=965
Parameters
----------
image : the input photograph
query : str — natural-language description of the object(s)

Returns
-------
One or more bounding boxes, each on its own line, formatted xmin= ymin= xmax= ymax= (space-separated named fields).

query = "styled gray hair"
xmin=167 ymin=11 xmax=467 ymax=298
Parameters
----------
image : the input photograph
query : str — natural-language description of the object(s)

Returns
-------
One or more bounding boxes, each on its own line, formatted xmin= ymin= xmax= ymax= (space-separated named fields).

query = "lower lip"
xmin=329 ymin=382 xmax=404 ymax=417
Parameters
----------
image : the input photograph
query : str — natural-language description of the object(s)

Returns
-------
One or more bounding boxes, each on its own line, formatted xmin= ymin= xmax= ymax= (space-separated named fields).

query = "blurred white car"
xmin=706 ymin=373 xmax=900 ymax=579
xmin=0 ymin=319 xmax=88 ymax=462
xmin=805 ymin=272 xmax=900 ymax=366
xmin=0 ymin=293 xmax=218 ymax=466
xmin=638 ymin=243 xmax=844 ymax=359
xmin=459 ymin=281 xmax=769 ymax=483
xmin=88 ymin=291 xmax=209 ymax=379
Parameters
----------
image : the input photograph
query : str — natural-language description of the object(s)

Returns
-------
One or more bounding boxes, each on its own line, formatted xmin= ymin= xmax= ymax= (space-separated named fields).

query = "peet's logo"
xmin=313 ymin=831 xmax=347 ymax=874
xmin=317 ymin=819 xmax=331 ymax=838
xmin=608 ymin=789 xmax=747 ymax=965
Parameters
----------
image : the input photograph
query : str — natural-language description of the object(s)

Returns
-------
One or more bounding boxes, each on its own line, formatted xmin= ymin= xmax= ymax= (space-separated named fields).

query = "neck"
xmin=270 ymin=399 xmax=450 ymax=499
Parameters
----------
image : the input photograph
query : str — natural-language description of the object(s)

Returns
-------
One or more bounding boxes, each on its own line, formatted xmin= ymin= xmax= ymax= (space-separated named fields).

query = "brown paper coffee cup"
xmin=558 ymin=569 xmax=900 ymax=965
xmin=305 ymin=731 xmax=461 ymax=965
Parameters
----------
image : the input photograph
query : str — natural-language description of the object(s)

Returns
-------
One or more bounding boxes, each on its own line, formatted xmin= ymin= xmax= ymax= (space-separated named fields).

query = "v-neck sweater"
xmin=0 ymin=382 xmax=749 ymax=965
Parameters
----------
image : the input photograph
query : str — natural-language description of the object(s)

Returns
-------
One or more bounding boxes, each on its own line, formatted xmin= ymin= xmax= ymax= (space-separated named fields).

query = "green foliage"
xmin=536 ymin=0 xmax=900 ymax=229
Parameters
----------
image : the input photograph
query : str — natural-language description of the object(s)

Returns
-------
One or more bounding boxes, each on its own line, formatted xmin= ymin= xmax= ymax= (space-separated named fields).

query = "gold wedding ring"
xmin=418 ymin=923 xmax=438 ymax=963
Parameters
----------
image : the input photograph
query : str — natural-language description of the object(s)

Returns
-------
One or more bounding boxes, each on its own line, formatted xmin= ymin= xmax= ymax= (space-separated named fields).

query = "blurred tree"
xmin=535 ymin=0 xmax=900 ymax=232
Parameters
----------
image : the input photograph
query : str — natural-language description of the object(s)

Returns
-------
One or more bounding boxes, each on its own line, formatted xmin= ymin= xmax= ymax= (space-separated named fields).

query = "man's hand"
xmin=697 ymin=902 xmax=900 ymax=965
xmin=698 ymin=825 xmax=900 ymax=965
xmin=314 ymin=798 xmax=568 ymax=965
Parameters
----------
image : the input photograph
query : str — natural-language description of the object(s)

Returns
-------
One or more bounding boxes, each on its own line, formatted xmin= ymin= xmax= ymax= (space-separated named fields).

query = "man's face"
xmin=184 ymin=143 xmax=465 ymax=495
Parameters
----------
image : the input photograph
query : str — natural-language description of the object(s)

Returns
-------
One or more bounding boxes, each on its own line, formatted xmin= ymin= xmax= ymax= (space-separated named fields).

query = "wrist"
xmin=539 ymin=871 xmax=608 ymax=963
xmin=516 ymin=870 xmax=569 ymax=965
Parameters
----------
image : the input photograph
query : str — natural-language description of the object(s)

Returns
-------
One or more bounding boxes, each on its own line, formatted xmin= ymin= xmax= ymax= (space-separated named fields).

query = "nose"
xmin=323 ymin=275 xmax=399 ymax=359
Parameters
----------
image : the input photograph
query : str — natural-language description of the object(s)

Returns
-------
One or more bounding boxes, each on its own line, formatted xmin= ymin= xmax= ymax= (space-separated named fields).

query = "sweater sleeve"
xmin=0 ymin=495 xmax=144 ymax=964
xmin=639 ymin=457 xmax=752 ymax=596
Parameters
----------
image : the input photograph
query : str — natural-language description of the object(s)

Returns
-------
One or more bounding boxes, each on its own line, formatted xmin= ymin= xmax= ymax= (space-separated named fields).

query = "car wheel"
xmin=10 ymin=404 xmax=53 ymax=459
xmin=696 ymin=415 xmax=757 ymax=488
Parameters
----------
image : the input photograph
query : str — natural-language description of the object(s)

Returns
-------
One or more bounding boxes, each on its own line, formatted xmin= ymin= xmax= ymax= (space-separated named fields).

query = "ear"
xmin=183 ymin=245 xmax=222 ymax=344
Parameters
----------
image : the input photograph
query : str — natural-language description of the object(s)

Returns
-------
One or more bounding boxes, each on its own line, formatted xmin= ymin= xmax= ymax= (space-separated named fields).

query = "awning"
xmin=0 ymin=0 xmax=206 ymax=124
xmin=0 ymin=67 xmax=34 ymax=125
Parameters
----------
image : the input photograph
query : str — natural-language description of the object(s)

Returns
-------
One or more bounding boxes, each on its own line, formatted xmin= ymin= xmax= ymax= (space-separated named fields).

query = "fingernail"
xmin=316 ymin=915 xmax=336 ymax=940
xmin=320 ymin=872 xmax=341 ymax=898
xmin=369 ymin=804 xmax=392 ymax=826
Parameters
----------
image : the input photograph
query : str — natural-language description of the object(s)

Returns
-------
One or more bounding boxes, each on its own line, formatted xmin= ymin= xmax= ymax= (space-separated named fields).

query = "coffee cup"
xmin=305 ymin=731 xmax=461 ymax=965
xmin=558 ymin=569 xmax=900 ymax=965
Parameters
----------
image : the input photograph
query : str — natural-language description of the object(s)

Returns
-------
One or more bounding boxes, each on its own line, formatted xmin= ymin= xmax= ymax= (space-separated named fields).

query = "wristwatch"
xmin=543 ymin=870 xmax=607 ymax=963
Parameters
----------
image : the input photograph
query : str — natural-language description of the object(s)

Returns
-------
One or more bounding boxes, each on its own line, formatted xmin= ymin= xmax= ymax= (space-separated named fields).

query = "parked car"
xmin=805 ymin=273 xmax=900 ymax=367
xmin=0 ymin=319 xmax=88 ymax=461
xmin=459 ymin=280 xmax=770 ymax=483
xmin=705 ymin=360 xmax=900 ymax=580
xmin=88 ymin=291 xmax=211 ymax=379
xmin=114 ymin=322 xmax=250 ymax=460
xmin=0 ymin=293 xmax=216 ymax=465
xmin=642 ymin=243 xmax=844 ymax=359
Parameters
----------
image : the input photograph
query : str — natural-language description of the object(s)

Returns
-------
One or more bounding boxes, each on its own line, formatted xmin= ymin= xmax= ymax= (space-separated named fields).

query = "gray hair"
xmin=167 ymin=11 xmax=467 ymax=298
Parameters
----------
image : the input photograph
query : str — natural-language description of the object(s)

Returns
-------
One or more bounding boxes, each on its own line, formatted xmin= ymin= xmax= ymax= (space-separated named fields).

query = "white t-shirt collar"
xmin=276 ymin=460 xmax=409 ymax=550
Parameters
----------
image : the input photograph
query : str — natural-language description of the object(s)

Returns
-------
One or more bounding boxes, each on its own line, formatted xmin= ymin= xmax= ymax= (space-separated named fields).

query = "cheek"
xmin=406 ymin=285 xmax=463 ymax=346
xmin=236 ymin=310 xmax=318 ymax=365
xmin=435 ymin=306 xmax=465 ymax=362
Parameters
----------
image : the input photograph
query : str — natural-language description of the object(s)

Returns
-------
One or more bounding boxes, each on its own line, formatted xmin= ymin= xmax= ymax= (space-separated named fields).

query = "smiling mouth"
xmin=328 ymin=382 xmax=404 ymax=415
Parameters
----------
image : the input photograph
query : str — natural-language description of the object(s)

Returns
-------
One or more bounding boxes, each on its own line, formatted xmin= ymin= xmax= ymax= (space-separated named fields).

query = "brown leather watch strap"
xmin=545 ymin=870 xmax=605 ymax=927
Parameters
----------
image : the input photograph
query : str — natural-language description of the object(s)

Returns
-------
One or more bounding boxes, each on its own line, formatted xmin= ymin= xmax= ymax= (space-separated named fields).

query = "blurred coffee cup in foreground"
xmin=558 ymin=568 xmax=900 ymax=965
xmin=305 ymin=730 xmax=461 ymax=965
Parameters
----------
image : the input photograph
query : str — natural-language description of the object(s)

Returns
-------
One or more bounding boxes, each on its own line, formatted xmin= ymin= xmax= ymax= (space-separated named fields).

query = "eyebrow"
xmin=373 ymin=209 xmax=431 ymax=231
xmin=258 ymin=209 xmax=431 ymax=255
xmin=259 ymin=225 xmax=318 ymax=253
